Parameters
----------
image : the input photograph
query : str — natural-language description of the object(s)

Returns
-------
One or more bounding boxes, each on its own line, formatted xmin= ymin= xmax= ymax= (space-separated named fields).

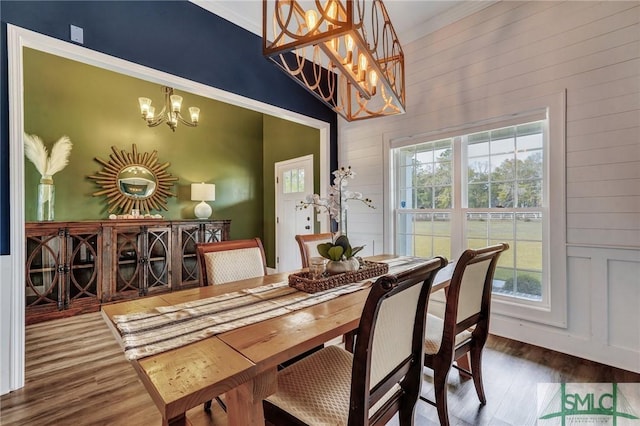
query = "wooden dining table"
xmin=101 ymin=255 xmax=454 ymax=426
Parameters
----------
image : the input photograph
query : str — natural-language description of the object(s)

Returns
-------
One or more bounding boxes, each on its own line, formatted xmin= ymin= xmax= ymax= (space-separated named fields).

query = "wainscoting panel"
xmin=607 ymin=258 xmax=640 ymax=351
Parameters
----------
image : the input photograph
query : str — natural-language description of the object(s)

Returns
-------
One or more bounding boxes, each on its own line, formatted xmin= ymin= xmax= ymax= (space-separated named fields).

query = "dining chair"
xmin=263 ymin=256 xmax=448 ymax=426
xmin=420 ymin=243 xmax=509 ymax=426
xmin=295 ymin=232 xmax=333 ymax=268
xmin=195 ymin=237 xmax=267 ymax=412
xmin=196 ymin=237 xmax=267 ymax=286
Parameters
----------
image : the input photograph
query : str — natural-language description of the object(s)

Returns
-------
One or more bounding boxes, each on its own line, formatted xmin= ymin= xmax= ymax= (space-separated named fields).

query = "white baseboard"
xmin=491 ymin=315 xmax=640 ymax=374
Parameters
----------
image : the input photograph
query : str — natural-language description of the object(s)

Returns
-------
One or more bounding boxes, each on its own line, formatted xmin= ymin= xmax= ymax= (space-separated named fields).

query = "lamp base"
xmin=194 ymin=201 xmax=212 ymax=219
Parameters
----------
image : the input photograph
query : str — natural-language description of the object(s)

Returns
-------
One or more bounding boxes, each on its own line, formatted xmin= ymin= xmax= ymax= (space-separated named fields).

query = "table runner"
xmin=113 ymin=256 xmax=430 ymax=360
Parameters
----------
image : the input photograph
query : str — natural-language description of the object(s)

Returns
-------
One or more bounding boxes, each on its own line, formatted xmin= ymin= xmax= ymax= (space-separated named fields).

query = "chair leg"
xmin=433 ymin=359 xmax=452 ymax=426
xmin=344 ymin=331 xmax=356 ymax=353
xmin=470 ymin=345 xmax=486 ymax=405
xmin=456 ymin=353 xmax=472 ymax=380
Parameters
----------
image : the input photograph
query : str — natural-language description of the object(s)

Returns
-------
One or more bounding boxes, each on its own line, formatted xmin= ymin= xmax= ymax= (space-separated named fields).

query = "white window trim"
xmin=383 ymin=91 xmax=567 ymax=328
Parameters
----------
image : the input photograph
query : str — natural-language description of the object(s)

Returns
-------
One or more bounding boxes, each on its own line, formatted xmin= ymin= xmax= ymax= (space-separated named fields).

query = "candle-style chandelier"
xmin=263 ymin=0 xmax=405 ymax=121
xmin=138 ymin=86 xmax=200 ymax=132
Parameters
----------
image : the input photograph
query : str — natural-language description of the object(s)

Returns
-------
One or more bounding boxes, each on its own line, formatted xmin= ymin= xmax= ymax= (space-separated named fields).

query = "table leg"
xmin=226 ymin=369 xmax=277 ymax=425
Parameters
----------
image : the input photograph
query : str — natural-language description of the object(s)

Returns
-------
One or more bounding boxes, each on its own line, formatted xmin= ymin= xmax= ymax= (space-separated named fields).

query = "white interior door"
xmin=275 ymin=155 xmax=314 ymax=272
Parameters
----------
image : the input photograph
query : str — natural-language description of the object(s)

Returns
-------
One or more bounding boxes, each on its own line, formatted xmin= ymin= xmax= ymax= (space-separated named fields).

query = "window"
xmin=394 ymin=121 xmax=546 ymax=302
xmin=283 ymin=168 xmax=305 ymax=194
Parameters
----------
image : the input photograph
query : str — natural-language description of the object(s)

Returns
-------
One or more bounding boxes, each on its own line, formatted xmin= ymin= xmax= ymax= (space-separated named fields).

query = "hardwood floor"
xmin=1 ymin=312 xmax=638 ymax=425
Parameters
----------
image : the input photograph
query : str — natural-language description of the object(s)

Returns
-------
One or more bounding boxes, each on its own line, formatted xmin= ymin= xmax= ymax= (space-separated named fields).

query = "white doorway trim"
xmin=4 ymin=24 xmax=330 ymax=393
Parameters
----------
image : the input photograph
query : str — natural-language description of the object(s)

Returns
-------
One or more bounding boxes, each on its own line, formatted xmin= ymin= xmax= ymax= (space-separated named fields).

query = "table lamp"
xmin=191 ymin=183 xmax=215 ymax=219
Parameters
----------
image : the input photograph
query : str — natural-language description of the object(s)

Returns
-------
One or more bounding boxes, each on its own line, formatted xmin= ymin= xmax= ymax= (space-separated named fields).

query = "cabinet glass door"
xmin=146 ymin=227 xmax=171 ymax=293
xmin=115 ymin=230 xmax=142 ymax=296
xmin=26 ymin=232 xmax=63 ymax=309
xmin=203 ymin=224 xmax=223 ymax=243
xmin=67 ymin=232 xmax=100 ymax=303
xmin=179 ymin=225 xmax=200 ymax=287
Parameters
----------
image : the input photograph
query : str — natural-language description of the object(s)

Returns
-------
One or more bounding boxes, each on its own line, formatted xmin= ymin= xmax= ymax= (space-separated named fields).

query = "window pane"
xmin=491 ymin=154 xmax=515 ymax=178
xmin=466 ymin=213 xmax=488 ymax=238
xmin=416 ymin=187 xmax=432 ymax=209
xmin=298 ymin=168 xmax=305 ymax=192
xmin=493 ymin=267 xmax=513 ymax=293
xmin=433 ymin=214 xmax=451 ymax=236
xmin=516 ymin=213 xmax=542 ymax=240
xmin=434 ymin=237 xmax=451 ymax=259
xmin=284 ymin=170 xmax=291 ymax=193
xmin=491 ymin=135 xmax=515 ymax=154
xmin=492 ymin=182 xmax=514 ymax=208
xmin=489 ymin=213 xmax=514 ymax=239
xmin=292 ymin=168 xmax=299 ymax=192
xmin=468 ymin=183 xmax=489 ymax=208
xmin=433 ymin=186 xmax=450 ymax=209
xmin=517 ymin=150 xmax=543 ymax=179
xmin=414 ymin=235 xmax=433 ymax=258
xmin=517 ymin=180 xmax=542 ymax=207
xmin=513 ymin=270 xmax=542 ymax=300
xmin=516 ymin=240 xmax=543 ymax=272
xmin=517 ymin=133 xmax=543 ymax=152
xmin=468 ymin=157 xmax=490 ymax=181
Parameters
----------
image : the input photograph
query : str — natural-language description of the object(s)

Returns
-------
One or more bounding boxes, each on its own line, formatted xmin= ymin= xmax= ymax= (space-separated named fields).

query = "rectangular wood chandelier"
xmin=263 ymin=0 xmax=405 ymax=121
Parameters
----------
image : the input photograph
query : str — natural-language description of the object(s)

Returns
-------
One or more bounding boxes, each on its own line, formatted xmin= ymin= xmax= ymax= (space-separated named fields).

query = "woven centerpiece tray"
xmin=288 ymin=260 xmax=389 ymax=294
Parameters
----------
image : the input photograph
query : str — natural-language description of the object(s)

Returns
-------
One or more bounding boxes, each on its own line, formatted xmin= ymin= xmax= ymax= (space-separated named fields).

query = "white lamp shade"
xmin=191 ymin=183 xmax=215 ymax=201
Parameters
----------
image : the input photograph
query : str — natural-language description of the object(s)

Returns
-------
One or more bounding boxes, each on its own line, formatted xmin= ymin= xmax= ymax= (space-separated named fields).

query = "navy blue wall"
xmin=0 ymin=0 xmax=338 ymax=254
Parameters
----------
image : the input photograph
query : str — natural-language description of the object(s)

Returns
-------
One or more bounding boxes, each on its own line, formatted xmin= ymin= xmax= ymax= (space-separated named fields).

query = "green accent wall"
xmin=23 ymin=48 xmax=321 ymax=252
xmin=263 ymin=116 xmax=320 ymax=267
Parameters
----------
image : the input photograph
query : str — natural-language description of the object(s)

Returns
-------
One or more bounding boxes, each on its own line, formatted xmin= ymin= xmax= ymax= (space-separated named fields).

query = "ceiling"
xmin=191 ymin=0 xmax=495 ymax=45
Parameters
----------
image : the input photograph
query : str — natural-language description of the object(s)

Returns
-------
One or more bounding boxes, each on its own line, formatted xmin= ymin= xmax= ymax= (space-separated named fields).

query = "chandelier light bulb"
xmin=138 ymin=97 xmax=152 ymax=117
xmin=170 ymin=94 xmax=183 ymax=112
xmin=189 ymin=107 xmax=200 ymax=124
xmin=305 ymin=10 xmax=317 ymax=32
xmin=146 ymin=106 xmax=155 ymax=122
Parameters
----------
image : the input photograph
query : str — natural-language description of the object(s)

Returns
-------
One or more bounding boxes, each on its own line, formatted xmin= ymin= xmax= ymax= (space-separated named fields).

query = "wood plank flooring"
xmin=1 ymin=312 xmax=638 ymax=426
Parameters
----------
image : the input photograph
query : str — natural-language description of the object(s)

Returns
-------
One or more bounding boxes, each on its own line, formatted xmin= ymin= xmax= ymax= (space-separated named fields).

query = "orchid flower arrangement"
xmin=298 ymin=166 xmax=374 ymax=238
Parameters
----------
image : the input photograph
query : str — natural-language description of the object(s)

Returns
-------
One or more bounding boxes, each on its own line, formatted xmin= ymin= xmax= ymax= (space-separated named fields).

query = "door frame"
xmin=5 ymin=24 xmax=330 ymax=394
xmin=274 ymin=155 xmax=326 ymax=272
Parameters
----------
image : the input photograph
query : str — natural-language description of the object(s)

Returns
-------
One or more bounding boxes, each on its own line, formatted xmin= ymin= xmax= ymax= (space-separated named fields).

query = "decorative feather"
xmin=23 ymin=133 xmax=48 ymax=176
xmin=46 ymin=136 xmax=73 ymax=176
xmin=23 ymin=133 xmax=72 ymax=178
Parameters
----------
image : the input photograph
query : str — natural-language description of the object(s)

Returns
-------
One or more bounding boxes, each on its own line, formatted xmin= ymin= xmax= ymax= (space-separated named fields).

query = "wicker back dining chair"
xmin=195 ymin=237 xmax=267 ymax=412
xmin=196 ymin=237 xmax=267 ymax=286
xmin=295 ymin=233 xmax=333 ymax=268
xmin=421 ymin=243 xmax=509 ymax=426
xmin=263 ymin=256 xmax=448 ymax=426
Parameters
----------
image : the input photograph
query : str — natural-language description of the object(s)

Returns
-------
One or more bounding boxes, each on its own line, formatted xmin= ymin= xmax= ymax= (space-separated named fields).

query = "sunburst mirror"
xmin=89 ymin=144 xmax=178 ymax=214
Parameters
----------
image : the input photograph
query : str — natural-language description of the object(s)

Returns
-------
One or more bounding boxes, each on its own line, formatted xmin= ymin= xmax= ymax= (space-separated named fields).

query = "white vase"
xmin=326 ymin=257 xmax=360 ymax=275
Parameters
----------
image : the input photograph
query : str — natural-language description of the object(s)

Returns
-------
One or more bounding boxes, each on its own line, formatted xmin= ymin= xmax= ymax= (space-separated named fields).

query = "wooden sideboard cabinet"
xmin=25 ymin=222 xmax=102 ymax=325
xmin=25 ymin=219 xmax=231 ymax=324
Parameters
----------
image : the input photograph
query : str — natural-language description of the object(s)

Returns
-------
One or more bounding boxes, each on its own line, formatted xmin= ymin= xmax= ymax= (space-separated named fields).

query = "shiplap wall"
xmin=339 ymin=1 xmax=640 ymax=371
